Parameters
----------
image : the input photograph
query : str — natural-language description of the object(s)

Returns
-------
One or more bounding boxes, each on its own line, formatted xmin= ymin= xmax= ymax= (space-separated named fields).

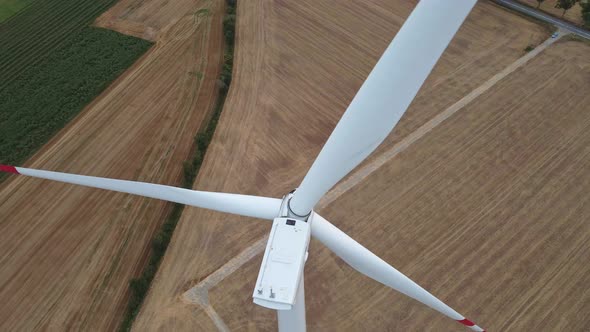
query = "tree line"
xmin=536 ymin=0 xmax=590 ymax=27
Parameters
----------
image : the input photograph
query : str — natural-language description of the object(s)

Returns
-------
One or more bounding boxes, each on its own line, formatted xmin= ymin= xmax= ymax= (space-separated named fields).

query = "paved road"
xmin=494 ymin=0 xmax=590 ymax=40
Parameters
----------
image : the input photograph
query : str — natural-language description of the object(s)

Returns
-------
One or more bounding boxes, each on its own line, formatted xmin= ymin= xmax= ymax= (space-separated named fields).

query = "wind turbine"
xmin=0 ymin=1 xmax=484 ymax=331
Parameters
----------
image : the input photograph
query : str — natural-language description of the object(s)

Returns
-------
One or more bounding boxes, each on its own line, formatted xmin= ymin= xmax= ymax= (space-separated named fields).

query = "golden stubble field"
xmin=131 ymin=1 xmax=590 ymax=331
xmin=301 ymin=38 xmax=590 ymax=331
xmin=0 ymin=0 xmax=224 ymax=330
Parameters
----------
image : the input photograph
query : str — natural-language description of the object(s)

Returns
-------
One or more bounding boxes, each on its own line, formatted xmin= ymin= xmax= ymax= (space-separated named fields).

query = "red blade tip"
xmin=457 ymin=318 xmax=475 ymax=327
xmin=0 ymin=165 xmax=19 ymax=174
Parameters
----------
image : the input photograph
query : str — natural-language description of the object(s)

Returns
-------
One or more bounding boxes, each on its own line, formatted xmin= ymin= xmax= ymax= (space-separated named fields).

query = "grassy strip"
xmin=0 ymin=27 xmax=151 ymax=181
xmin=118 ymin=1 xmax=237 ymax=331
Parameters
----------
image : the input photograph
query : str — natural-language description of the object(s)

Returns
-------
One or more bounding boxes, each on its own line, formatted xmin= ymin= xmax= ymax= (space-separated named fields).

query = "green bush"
xmin=151 ymin=232 xmax=168 ymax=254
xmin=195 ymin=132 xmax=209 ymax=152
xmin=582 ymin=3 xmax=590 ymax=27
xmin=223 ymin=14 xmax=236 ymax=48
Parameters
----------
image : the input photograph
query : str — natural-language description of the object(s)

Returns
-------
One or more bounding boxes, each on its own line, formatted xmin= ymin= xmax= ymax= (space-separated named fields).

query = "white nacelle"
xmin=253 ymin=217 xmax=310 ymax=310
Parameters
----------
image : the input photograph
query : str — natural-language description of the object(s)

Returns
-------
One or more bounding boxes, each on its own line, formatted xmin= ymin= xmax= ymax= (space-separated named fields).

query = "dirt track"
xmin=131 ymin=1 xmax=589 ymax=331
xmin=0 ymin=0 xmax=224 ymax=330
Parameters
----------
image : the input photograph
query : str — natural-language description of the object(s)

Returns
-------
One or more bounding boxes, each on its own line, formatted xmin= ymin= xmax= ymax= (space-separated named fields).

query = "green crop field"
xmin=0 ymin=0 xmax=35 ymax=23
xmin=0 ymin=0 xmax=152 ymax=173
xmin=0 ymin=27 xmax=151 ymax=167
xmin=0 ymin=0 xmax=129 ymax=91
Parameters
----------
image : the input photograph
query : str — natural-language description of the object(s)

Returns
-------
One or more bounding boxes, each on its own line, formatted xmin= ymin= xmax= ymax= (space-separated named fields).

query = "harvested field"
xmin=133 ymin=1 xmax=572 ymax=331
xmin=296 ymin=38 xmax=590 ymax=331
xmin=211 ymin=39 xmax=590 ymax=331
xmin=518 ymin=0 xmax=584 ymax=26
xmin=95 ymin=0 xmax=212 ymax=41
xmin=0 ymin=0 xmax=224 ymax=330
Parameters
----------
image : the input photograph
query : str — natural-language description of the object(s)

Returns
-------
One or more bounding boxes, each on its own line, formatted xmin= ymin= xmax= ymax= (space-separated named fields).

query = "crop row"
xmin=0 ymin=0 xmax=118 ymax=91
xmin=0 ymin=27 xmax=152 ymax=167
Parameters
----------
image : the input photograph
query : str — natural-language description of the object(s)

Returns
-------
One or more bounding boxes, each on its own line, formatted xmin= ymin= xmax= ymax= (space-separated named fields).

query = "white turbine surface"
xmin=0 ymin=1 xmax=486 ymax=330
xmin=289 ymin=0 xmax=477 ymax=216
xmin=14 ymin=167 xmax=281 ymax=220
xmin=311 ymin=214 xmax=485 ymax=332
xmin=277 ymin=277 xmax=306 ymax=332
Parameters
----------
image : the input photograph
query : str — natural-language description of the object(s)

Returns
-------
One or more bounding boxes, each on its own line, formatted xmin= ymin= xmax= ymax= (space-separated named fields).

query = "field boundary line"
xmin=182 ymin=236 xmax=267 ymax=331
xmin=203 ymin=304 xmax=231 ymax=332
xmin=183 ymin=236 xmax=267 ymax=303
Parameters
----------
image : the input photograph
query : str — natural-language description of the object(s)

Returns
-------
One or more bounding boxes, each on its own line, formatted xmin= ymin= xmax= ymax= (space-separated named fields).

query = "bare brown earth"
xmin=0 ymin=0 xmax=224 ymax=330
xmin=518 ymin=0 xmax=585 ymax=26
xmin=132 ymin=1 xmax=589 ymax=332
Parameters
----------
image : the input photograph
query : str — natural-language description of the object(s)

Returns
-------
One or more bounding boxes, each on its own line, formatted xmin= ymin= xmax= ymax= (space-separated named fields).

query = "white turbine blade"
xmin=289 ymin=0 xmax=476 ymax=216
xmin=311 ymin=213 xmax=485 ymax=331
xmin=0 ymin=165 xmax=281 ymax=220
